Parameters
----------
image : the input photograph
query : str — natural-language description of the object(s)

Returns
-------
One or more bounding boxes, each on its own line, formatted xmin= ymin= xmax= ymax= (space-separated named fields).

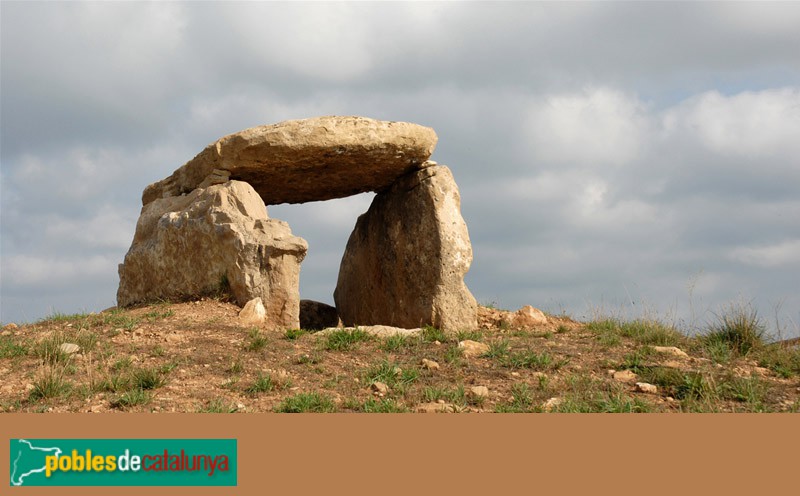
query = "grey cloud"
xmin=2 ymin=2 xmax=799 ymax=336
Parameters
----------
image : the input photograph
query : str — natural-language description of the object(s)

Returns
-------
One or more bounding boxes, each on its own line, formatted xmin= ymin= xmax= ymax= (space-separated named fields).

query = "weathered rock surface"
xmin=142 ymin=116 xmax=438 ymax=206
xmin=316 ymin=325 xmax=421 ymax=338
xmin=635 ymin=382 xmax=658 ymax=394
xmin=117 ymin=180 xmax=307 ymax=329
xmin=299 ymin=300 xmax=340 ymax=330
xmin=613 ymin=370 xmax=638 ymax=382
xmin=469 ymin=386 xmax=489 ymax=399
xmin=416 ymin=402 xmax=456 ymax=413
xmin=477 ymin=306 xmax=513 ymax=329
xmin=421 ymin=359 xmax=440 ymax=370
xmin=512 ymin=306 xmax=549 ymax=327
xmin=370 ymin=382 xmax=389 ymax=395
xmin=542 ymin=397 xmax=563 ymax=412
xmin=59 ymin=343 xmax=80 ymax=355
xmin=652 ymin=346 xmax=689 ymax=358
xmin=239 ymin=298 xmax=266 ymax=325
xmin=334 ymin=165 xmax=477 ymax=332
xmin=458 ymin=340 xmax=490 ymax=358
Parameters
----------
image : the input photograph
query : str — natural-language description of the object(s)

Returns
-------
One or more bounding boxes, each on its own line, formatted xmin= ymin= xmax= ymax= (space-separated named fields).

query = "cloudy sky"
xmin=2 ymin=2 xmax=799 ymax=337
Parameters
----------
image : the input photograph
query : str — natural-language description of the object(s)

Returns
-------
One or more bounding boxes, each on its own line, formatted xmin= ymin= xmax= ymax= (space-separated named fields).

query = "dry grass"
xmin=1 ymin=300 xmax=797 ymax=413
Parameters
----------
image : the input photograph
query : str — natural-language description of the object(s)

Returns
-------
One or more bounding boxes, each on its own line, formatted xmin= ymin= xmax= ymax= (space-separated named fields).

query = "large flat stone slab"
xmin=142 ymin=116 xmax=437 ymax=206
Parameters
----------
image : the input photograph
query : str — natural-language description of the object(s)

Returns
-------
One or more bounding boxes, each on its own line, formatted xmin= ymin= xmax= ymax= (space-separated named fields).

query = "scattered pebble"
xmin=752 ymin=367 xmax=771 ymax=377
xmin=542 ymin=397 xmax=563 ymax=412
xmin=469 ymin=386 xmax=489 ymax=399
xmin=653 ymin=346 xmax=689 ymax=358
xmin=417 ymin=402 xmax=455 ymax=413
xmin=635 ymin=382 xmax=658 ymax=394
xmin=458 ymin=340 xmax=490 ymax=358
xmin=371 ymin=382 xmax=389 ymax=395
xmin=613 ymin=370 xmax=638 ymax=382
xmin=59 ymin=343 xmax=80 ymax=354
xmin=421 ymin=359 xmax=440 ymax=370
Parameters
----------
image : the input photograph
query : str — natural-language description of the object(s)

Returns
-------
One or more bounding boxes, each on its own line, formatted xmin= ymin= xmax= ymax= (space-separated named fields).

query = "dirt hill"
xmin=1 ymin=299 xmax=798 ymax=413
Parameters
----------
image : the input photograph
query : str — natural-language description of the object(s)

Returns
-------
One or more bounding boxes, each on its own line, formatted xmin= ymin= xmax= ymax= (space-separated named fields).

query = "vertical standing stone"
xmin=334 ymin=164 xmax=478 ymax=332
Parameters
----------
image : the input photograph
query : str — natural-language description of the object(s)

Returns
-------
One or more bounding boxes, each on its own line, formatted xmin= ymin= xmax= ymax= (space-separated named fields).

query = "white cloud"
xmin=1 ymin=254 xmax=118 ymax=288
xmin=43 ymin=208 xmax=136 ymax=251
xmin=216 ymin=3 xmax=373 ymax=82
xmin=269 ymin=194 xmax=374 ymax=234
xmin=661 ymin=88 xmax=800 ymax=158
xmin=524 ymin=87 xmax=651 ymax=166
xmin=729 ymin=240 xmax=800 ymax=268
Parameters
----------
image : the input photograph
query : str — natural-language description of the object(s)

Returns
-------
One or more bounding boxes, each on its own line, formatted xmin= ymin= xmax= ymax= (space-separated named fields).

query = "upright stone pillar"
xmin=334 ymin=164 xmax=478 ymax=332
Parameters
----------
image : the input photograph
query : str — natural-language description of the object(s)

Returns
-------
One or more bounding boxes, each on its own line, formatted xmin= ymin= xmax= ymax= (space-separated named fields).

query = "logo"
xmin=9 ymin=439 xmax=237 ymax=486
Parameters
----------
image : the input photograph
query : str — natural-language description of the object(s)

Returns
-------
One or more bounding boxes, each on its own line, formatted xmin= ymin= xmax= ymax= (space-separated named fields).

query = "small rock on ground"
xmin=317 ymin=326 xmax=421 ymax=338
xmin=635 ymin=382 xmax=658 ymax=394
xmin=458 ymin=340 xmax=490 ymax=358
xmin=652 ymin=346 xmax=689 ymax=358
xmin=469 ymin=386 xmax=489 ymax=398
xmin=416 ymin=402 xmax=456 ymax=413
xmin=371 ymin=382 xmax=389 ymax=395
xmin=613 ymin=370 xmax=638 ymax=382
xmin=59 ymin=343 xmax=80 ymax=354
xmin=239 ymin=297 xmax=266 ymax=325
xmin=542 ymin=397 xmax=563 ymax=412
xmin=513 ymin=305 xmax=548 ymax=327
xmin=421 ymin=358 xmax=440 ymax=370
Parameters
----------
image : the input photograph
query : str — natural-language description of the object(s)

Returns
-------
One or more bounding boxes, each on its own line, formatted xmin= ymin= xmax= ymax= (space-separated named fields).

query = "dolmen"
xmin=117 ymin=116 xmax=477 ymax=331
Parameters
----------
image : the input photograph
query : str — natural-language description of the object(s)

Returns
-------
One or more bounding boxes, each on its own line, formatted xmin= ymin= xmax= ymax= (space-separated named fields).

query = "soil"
xmin=1 ymin=299 xmax=798 ymax=413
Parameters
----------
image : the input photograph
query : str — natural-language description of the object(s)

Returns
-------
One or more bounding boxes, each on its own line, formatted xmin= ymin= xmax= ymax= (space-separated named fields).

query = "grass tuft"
xmin=494 ymin=383 xmax=534 ymax=413
xmin=381 ymin=334 xmax=411 ymax=352
xmin=110 ymin=389 xmax=151 ymax=409
xmin=275 ymin=392 xmax=336 ymax=413
xmin=364 ymin=360 xmax=419 ymax=389
xmin=245 ymin=373 xmax=274 ymax=395
xmin=481 ymin=339 xmax=510 ymax=359
xmin=704 ymin=303 xmax=766 ymax=355
xmin=323 ymin=328 xmax=371 ymax=351
xmin=421 ymin=325 xmax=446 ymax=343
xmin=284 ymin=328 xmax=308 ymax=340
xmin=244 ymin=328 xmax=268 ymax=352
xmin=131 ymin=367 xmax=167 ymax=390
xmin=757 ymin=346 xmax=800 ymax=378
xmin=359 ymin=398 xmax=408 ymax=413
xmin=29 ymin=367 xmax=72 ymax=400
xmin=0 ymin=336 xmax=29 ymax=359
xmin=197 ymin=398 xmax=237 ymax=413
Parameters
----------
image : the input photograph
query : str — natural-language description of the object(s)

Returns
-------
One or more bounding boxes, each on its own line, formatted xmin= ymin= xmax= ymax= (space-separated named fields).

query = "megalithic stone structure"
xmin=117 ymin=116 xmax=477 ymax=331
